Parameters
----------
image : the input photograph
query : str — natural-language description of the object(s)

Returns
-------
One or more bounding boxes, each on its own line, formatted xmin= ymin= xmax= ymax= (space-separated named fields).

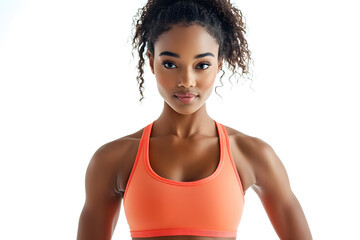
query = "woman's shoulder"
xmin=93 ymin=127 xmax=145 ymax=166
xmin=222 ymin=124 xmax=278 ymax=191
xmin=87 ymin=127 xmax=146 ymax=193
xmin=223 ymin=124 xmax=267 ymax=147
xmin=223 ymin=124 xmax=274 ymax=163
xmin=223 ymin=123 xmax=281 ymax=171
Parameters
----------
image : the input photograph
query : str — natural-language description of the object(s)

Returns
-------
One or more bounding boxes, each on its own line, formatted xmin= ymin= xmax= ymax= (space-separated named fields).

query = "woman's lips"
xmin=174 ymin=92 xmax=198 ymax=104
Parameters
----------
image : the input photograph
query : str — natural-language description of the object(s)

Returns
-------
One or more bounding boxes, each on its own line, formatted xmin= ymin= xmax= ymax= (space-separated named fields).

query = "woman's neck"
xmin=153 ymin=101 xmax=216 ymax=138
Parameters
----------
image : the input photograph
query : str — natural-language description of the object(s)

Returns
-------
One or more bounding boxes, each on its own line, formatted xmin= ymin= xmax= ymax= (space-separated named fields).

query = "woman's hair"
xmin=132 ymin=0 xmax=251 ymax=101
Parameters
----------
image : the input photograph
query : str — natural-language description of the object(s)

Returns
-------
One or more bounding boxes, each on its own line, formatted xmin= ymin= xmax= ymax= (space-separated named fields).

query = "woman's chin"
xmin=165 ymin=101 xmax=205 ymax=116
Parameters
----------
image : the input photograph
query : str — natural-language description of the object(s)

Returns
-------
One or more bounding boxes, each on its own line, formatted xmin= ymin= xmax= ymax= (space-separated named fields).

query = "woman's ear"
xmin=218 ymin=58 xmax=223 ymax=73
xmin=147 ymin=51 xmax=154 ymax=74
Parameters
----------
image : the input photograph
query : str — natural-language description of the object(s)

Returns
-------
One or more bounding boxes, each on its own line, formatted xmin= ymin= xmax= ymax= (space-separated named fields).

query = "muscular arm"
xmin=250 ymin=138 xmax=312 ymax=240
xmin=77 ymin=143 xmax=123 ymax=240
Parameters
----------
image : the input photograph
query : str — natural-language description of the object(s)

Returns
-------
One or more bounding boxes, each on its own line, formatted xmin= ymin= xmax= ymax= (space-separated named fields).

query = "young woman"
xmin=77 ymin=0 xmax=312 ymax=239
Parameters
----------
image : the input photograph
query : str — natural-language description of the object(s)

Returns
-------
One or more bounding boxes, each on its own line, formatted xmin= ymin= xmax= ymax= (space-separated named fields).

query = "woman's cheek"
xmin=154 ymin=65 xmax=174 ymax=89
xmin=198 ymin=71 xmax=216 ymax=90
xmin=156 ymin=73 xmax=174 ymax=90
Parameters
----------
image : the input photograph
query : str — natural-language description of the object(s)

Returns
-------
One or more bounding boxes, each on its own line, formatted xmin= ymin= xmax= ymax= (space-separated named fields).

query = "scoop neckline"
xmin=144 ymin=120 xmax=225 ymax=186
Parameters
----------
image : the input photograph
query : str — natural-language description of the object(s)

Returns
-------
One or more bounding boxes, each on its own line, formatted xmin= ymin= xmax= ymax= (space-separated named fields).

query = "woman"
xmin=77 ymin=0 xmax=312 ymax=239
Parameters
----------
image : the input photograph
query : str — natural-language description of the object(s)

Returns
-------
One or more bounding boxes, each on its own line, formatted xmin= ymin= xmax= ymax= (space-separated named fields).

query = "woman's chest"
xmin=148 ymin=134 xmax=255 ymax=192
xmin=120 ymin=131 xmax=255 ymax=194
xmin=148 ymin=136 xmax=220 ymax=182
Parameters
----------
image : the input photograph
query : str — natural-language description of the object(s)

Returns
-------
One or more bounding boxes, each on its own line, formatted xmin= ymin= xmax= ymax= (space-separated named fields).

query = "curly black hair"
xmin=132 ymin=0 xmax=252 ymax=101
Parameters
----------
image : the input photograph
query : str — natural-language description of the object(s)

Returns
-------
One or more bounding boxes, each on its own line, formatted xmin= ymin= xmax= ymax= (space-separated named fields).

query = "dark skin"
xmin=77 ymin=24 xmax=312 ymax=240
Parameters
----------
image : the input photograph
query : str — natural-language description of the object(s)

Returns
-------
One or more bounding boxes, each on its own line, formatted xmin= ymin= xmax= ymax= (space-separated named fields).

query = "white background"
xmin=1 ymin=0 xmax=359 ymax=239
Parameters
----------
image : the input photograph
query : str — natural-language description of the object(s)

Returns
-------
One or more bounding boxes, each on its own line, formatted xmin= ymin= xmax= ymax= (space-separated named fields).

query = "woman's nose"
xmin=177 ymin=69 xmax=196 ymax=88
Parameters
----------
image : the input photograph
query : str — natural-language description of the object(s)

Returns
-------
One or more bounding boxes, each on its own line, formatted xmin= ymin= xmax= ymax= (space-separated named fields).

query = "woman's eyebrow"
xmin=159 ymin=51 xmax=215 ymax=59
xmin=195 ymin=52 xmax=215 ymax=59
xmin=159 ymin=51 xmax=180 ymax=58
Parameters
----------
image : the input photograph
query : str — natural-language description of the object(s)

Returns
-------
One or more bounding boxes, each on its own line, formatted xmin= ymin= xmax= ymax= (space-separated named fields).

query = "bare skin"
xmin=77 ymin=24 xmax=312 ymax=240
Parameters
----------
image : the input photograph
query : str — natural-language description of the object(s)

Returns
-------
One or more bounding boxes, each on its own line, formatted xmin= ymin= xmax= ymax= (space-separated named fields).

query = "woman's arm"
xmin=77 ymin=144 xmax=123 ymax=240
xmin=250 ymin=138 xmax=312 ymax=240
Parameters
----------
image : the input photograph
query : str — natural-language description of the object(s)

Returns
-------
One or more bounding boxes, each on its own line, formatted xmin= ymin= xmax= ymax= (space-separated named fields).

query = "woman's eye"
xmin=162 ymin=62 xmax=177 ymax=69
xmin=196 ymin=63 xmax=211 ymax=70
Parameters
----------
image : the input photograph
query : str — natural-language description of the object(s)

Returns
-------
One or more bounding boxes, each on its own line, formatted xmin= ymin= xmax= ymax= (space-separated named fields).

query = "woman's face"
xmin=148 ymin=24 xmax=222 ymax=115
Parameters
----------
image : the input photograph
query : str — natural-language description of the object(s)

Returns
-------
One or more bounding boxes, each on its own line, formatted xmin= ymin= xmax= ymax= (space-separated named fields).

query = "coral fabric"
xmin=123 ymin=121 xmax=245 ymax=238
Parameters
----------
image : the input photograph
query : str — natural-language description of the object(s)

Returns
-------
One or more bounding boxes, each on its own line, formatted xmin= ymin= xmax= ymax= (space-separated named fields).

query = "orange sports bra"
xmin=123 ymin=121 xmax=245 ymax=238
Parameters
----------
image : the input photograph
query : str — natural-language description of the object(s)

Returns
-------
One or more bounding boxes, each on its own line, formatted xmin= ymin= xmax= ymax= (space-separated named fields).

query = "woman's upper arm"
xmin=251 ymin=138 xmax=293 ymax=201
xmin=77 ymin=143 xmax=124 ymax=240
xmin=249 ymin=138 xmax=312 ymax=240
